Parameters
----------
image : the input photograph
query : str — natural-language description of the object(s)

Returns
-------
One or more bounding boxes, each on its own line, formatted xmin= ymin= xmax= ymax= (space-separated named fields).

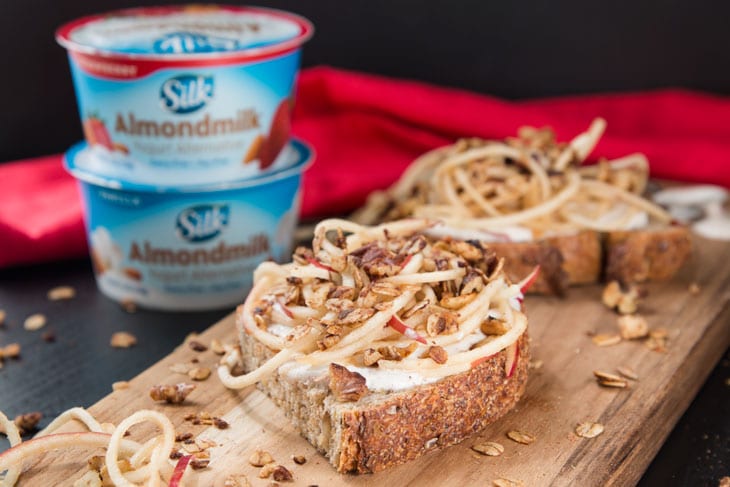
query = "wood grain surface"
xmin=14 ymin=235 xmax=730 ymax=487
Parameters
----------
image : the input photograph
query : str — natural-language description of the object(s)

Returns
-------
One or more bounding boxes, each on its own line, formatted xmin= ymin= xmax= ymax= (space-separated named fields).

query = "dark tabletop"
xmin=0 ymin=257 xmax=727 ymax=486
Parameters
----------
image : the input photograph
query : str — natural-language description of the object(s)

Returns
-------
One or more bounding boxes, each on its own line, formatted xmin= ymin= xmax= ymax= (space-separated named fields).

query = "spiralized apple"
xmin=218 ymin=219 xmax=533 ymax=391
xmin=353 ymin=118 xmax=671 ymax=237
xmin=0 ymin=407 xmax=186 ymax=487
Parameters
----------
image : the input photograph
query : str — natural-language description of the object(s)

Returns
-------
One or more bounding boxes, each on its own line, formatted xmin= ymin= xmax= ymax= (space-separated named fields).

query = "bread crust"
xmin=238 ymin=322 xmax=530 ymax=474
xmin=604 ymin=225 xmax=692 ymax=283
xmin=489 ymin=227 xmax=690 ymax=294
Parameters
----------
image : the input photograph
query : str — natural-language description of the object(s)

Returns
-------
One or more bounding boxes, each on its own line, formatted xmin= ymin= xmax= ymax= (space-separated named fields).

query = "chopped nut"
xmin=14 ymin=412 xmax=42 ymax=435
xmin=594 ymin=370 xmax=629 ymax=388
xmin=190 ymin=458 xmax=210 ymax=470
xmin=73 ymin=470 xmax=103 ymax=487
xmin=259 ymin=463 xmax=277 ymax=479
xmin=719 ymin=476 xmax=730 ymax=487
xmin=506 ymin=430 xmax=535 ymax=445
xmin=428 ymin=345 xmax=448 ymax=364
xmin=617 ymin=315 xmax=649 ymax=340
xmin=188 ymin=340 xmax=208 ymax=352
xmin=472 ymin=441 xmax=504 ymax=456
xmin=649 ymin=328 xmax=669 ymax=339
xmin=2 ymin=343 xmax=21 ymax=359
xmin=272 ymin=465 xmax=293 ymax=482
xmin=426 ymin=312 xmax=458 ymax=336
xmin=149 ymin=383 xmax=196 ymax=403
xmin=188 ymin=367 xmax=211 ymax=381
xmin=575 ymin=422 xmax=604 ymax=438
xmin=591 ymin=334 xmax=622 ymax=347
xmin=377 ymin=343 xmax=417 ymax=361
xmin=602 ymin=280 xmax=643 ymax=314
xmin=224 ymin=475 xmax=252 ymax=487
xmin=214 ymin=417 xmax=229 ymax=429
xmin=24 ymin=313 xmax=47 ymax=331
xmin=481 ymin=318 xmax=510 ymax=336
xmin=617 ymin=366 xmax=639 ymax=381
xmin=292 ymin=455 xmax=306 ymax=465
xmin=121 ymin=299 xmax=137 ymax=313
xmin=329 ymin=363 xmax=368 ymax=402
xmin=47 ymin=285 xmax=76 ymax=301
xmin=110 ymin=331 xmax=137 ymax=348
xmin=112 ymin=381 xmax=130 ymax=391
xmin=249 ymin=449 xmax=275 ymax=467
xmin=175 ymin=432 xmax=193 ymax=442
xmin=688 ymin=282 xmax=700 ymax=295
xmin=362 ymin=348 xmax=383 ymax=366
xmin=493 ymin=478 xmax=524 ymax=487
xmin=210 ymin=339 xmax=226 ymax=355
xmin=41 ymin=330 xmax=56 ymax=342
xmin=645 ymin=335 xmax=668 ymax=353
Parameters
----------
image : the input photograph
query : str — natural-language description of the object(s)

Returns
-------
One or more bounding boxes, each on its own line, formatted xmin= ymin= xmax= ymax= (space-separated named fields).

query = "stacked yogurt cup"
xmin=57 ymin=5 xmax=314 ymax=311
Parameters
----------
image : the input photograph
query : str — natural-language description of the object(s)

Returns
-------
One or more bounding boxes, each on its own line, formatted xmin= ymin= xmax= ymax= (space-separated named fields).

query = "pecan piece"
xmin=428 ymin=346 xmax=448 ymax=364
xmin=149 ymin=383 xmax=196 ymax=403
xmin=14 ymin=412 xmax=42 ymax=435
xmin=329 ymin=363 xmax=368 ymax=402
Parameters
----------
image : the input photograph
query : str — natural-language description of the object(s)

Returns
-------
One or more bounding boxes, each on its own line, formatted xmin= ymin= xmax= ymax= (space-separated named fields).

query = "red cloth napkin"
xmin=2 ymin=66 xmax=730 ymax=268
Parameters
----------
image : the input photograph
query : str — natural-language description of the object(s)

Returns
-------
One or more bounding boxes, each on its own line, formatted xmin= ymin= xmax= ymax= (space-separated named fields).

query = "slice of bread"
xmin=238 ymin=322 xmax=530 ymax=474
xmin=486 ymin=226 xmax=691 ymax=294
xmin=351 ymin=120 xmax=693 ymax=294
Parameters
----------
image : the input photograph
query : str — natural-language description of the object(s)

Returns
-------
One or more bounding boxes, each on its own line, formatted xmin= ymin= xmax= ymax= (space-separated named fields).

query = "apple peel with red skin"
xmin=504 ymin=341 xmax=520 ymax=377
xmin=306 ymin=257 xmax=336 ymax=273
xmin=387 ymin=315 xmax=427 ymax=344
xmin=169 ymin=455 xmax=193 ymax=487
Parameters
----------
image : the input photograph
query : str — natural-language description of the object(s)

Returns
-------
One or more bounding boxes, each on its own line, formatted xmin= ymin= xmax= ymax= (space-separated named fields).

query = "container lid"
xmin=64 ymin=138 xmax=313 ymax=193
xmin=56 ymin=5 xmax=313 ymax=61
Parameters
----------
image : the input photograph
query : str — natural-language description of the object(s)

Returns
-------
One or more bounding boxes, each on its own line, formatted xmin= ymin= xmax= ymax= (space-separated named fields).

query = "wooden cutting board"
xmin=16 ymin=235 xmax=730 ymax=487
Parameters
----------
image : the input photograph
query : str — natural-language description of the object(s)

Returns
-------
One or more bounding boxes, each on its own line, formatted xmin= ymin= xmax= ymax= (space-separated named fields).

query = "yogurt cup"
xmin=57 ymin=5 xmax=313 ymax=185
xmin=64 ymin=138 xmax=313 ymax=311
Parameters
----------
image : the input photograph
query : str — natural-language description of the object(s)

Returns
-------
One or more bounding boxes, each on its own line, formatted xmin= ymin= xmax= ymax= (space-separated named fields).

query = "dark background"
xmin=0 ymin=0 xmax=728 ymax=162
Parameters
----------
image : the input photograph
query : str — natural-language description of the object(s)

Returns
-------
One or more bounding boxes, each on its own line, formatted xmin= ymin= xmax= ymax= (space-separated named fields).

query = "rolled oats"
xmin=110 ymin=331 xmax=137 ymax=348
xmin=188 ymin=367 xmax=212 ymax=381
xmin=575 ymin=422 xmax=604 ymax=438
xmin=24 ymin=313 xmax=47 ymax=331
xmin=594 ymin=370 xmax=629 ymax=388
xmin=224 ymin=475 xmax=252 ymax=487
xmin=210 ymin=339 xmax=226 ymax=355
xmin=259 ymin=463 xmax=277 ymax=479
xmin=591 ymin=334 xmax=622 ymax=347
xmin=506 ymin=430 xmax=535 ymax=445
xmin=47 ymin=286 xmax=76 ymax=301
xmin=493 ymin=478 xmax=524 ymax=487
xmin=472 ymin=441 xmax=504 ymax=456
xmin=617 ymin=366 xmax=639 ymax=381
xmin=249 ymin=450 xmax=275 ymax=467
xmin=112 ymin=381 xmax=130 ymax=391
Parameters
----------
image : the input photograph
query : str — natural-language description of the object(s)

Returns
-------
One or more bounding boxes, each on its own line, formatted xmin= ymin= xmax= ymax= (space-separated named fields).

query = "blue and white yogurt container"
xmin=57 ymin=5 xmax=313 ymax=185
xmin=64 ymin=138 xmax=313 ymax=311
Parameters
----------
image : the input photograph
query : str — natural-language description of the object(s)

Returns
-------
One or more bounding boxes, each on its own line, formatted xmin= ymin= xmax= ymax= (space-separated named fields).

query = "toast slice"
xmin=239 ymin=326 xmax=529 ymax=473
xmin=352 ymin=119 xmax=692 ymax=293
xmin=220 ymin=219 xmax=531 ymax=473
